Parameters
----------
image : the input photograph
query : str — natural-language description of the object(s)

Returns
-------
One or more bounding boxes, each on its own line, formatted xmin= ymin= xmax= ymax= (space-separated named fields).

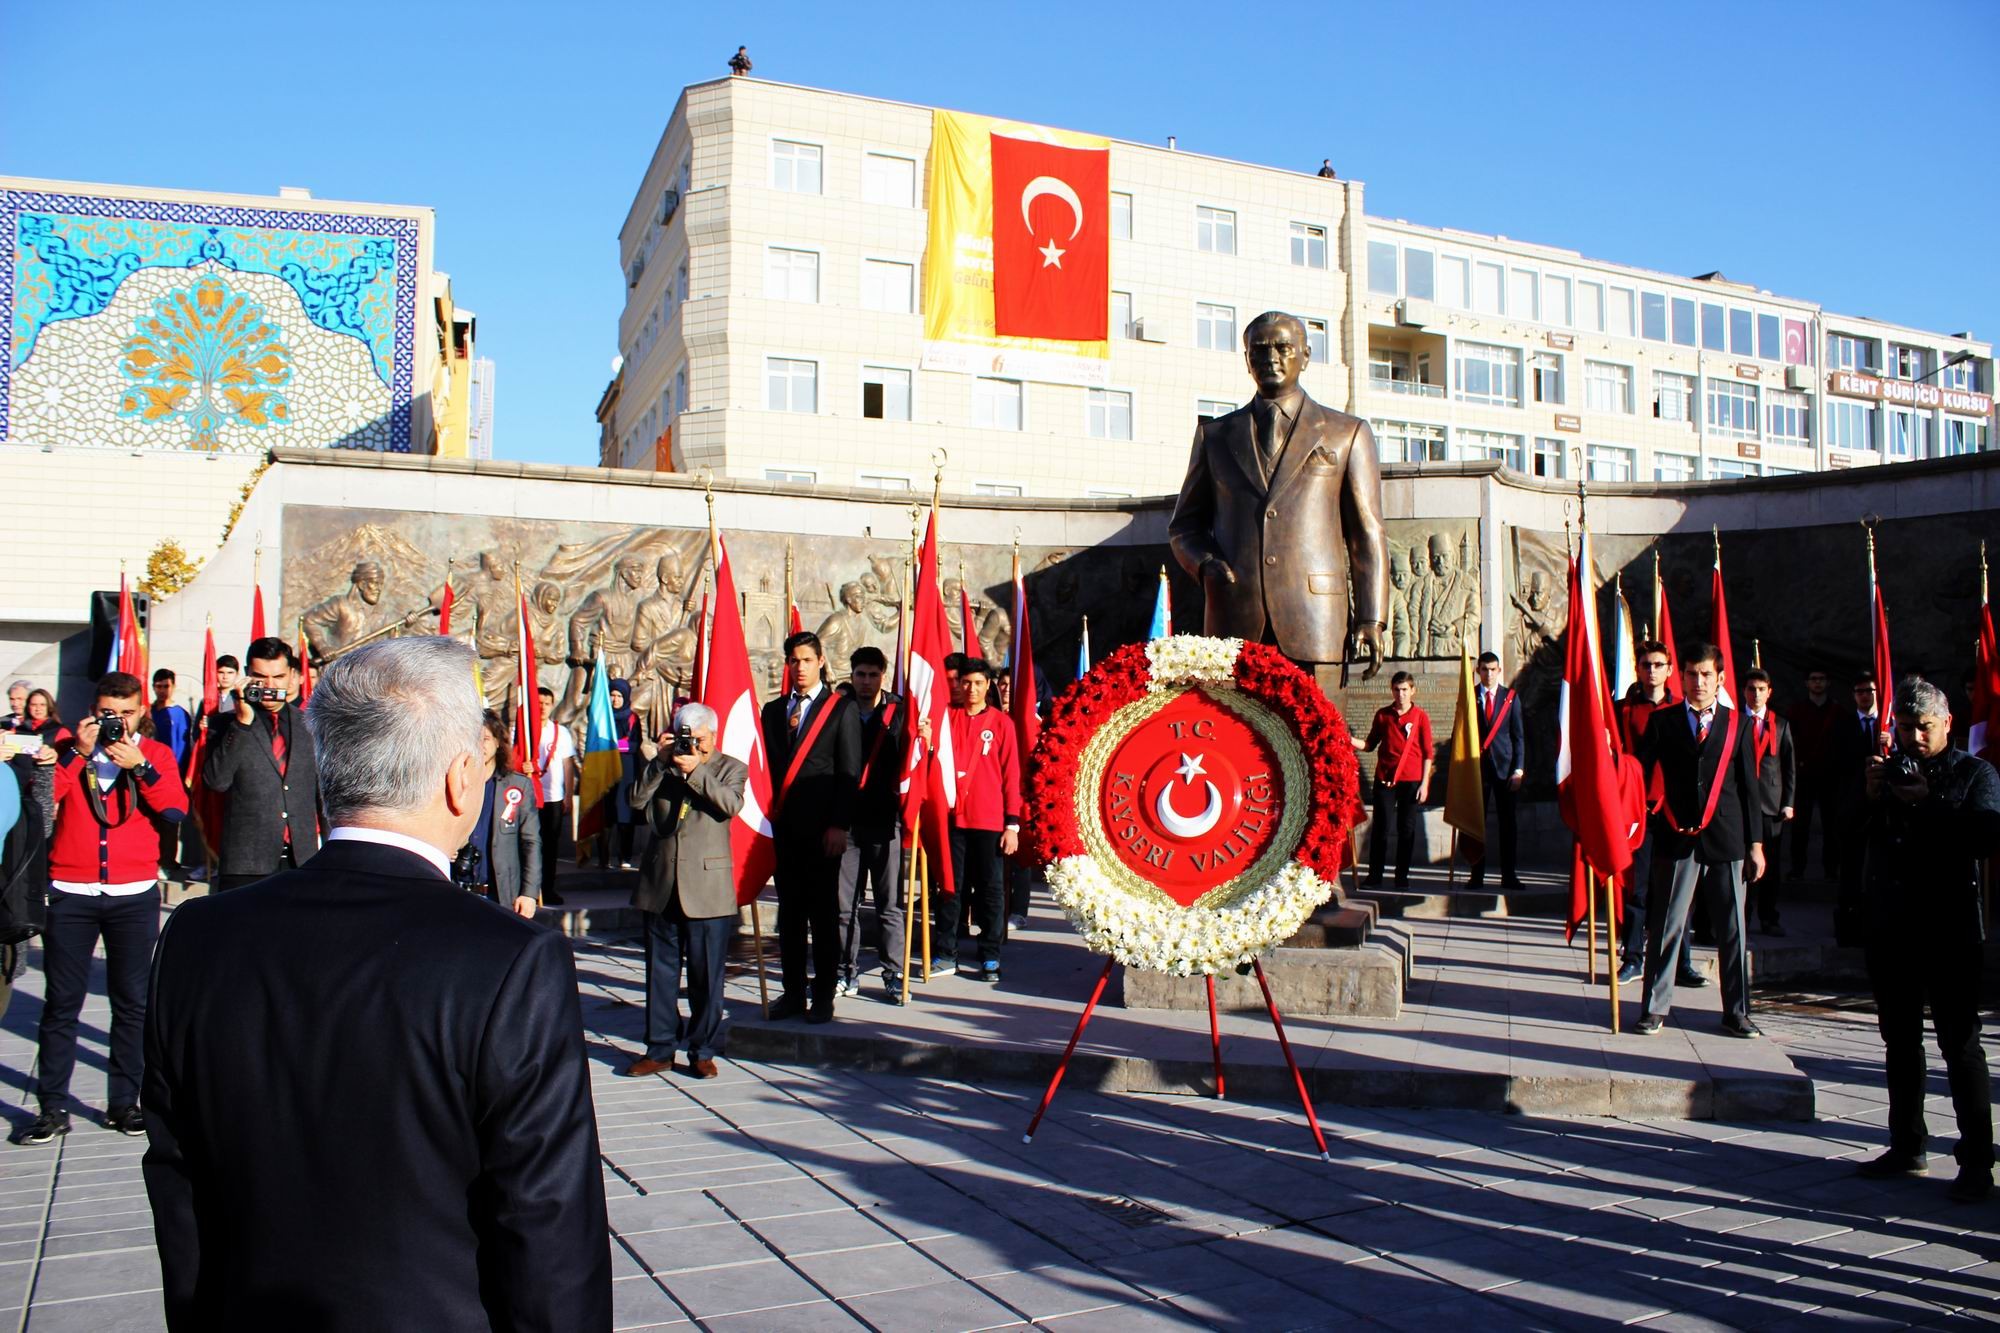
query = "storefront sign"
xmin=1829 ymin=452 xmax=1852 ymax=470
xmin=1552 ymin=413 xmax=1581 ymax=433
xmin=1737 ymin=441 xmax=1761 ymax=460
xmin=1545 ymin=332 xmax=1574 ymax=350
xmin=1733 ymin=364 xmax=1761 ymax=380
xmin=1828 ymin=371 xmax=1994 ymax=417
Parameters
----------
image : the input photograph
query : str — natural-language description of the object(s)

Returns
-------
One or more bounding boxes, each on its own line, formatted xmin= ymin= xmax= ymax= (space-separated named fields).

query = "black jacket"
xmin=1639 ymin=701 xmax=1764 ymax=865
xmin=759 ymin=684 xmax=862 ymax=847
xmin=1747 ymin=710 xmax=1797 ymax=831
xmin=201 ymin=704 xmax=322 ymax=877
xmin=847 ymin=689 xmax=907 ymax=837
xmin=142 ymin=838 xmax=611 ymax=1331
xmin=1828 ymin=707 xmax=1882 ymax=814
xmin=1862 ymin=747 xmax=2000 ymax=944
xmin=1475 ymin=683 xmax=1526 ymax=779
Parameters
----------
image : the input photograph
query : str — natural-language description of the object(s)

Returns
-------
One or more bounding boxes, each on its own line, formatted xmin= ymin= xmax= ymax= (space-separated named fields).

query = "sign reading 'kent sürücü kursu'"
xmin=1827 ymin=371 xmax=1992 ymax=417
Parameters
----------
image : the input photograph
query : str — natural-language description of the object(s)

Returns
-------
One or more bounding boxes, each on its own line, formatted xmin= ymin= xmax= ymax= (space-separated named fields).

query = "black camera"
xmin=243 ymin=682 xmax=285 ymax=705
xmin=1883 ymin=749 xmax=1924 ymax=787
xmin=671 ymin=724 xmax=698 ymax=758
xmin=95 ymin=711 xmax=125 ymax=747
xmin=451 ymin=845 xmax=484 ymax=890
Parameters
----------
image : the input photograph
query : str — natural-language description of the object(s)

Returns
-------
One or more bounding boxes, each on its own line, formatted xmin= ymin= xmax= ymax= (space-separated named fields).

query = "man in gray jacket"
xmin=623 ymin=702 xmax=745 ymax=1080
xmin=203 ymin=637 xmax=321 ymax=892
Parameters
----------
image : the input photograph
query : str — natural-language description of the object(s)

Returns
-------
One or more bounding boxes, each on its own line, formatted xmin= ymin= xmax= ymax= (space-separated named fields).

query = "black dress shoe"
xmin=1676 ymin=970 xmax=1711 ymax=989
xmin=543 ymin=890 xmax=566 ymax=906
xmin=1948 ymin=1168 xmax=1992 ymax=1202
xmin=806 ymin=1007 xmax=833 ymax=1026
xmin=767 ymin=994 xmax=807 ymax=1021
xmin=1760 ymin=921 xmax=1787 ymax=938
xmin=1719 ymin=1017 xmax=1761 ymax=1039
xmin=1856 ymin=1150 xmax=1929 ymax=1178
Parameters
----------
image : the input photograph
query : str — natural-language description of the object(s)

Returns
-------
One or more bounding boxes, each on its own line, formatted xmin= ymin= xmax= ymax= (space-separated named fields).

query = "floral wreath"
xmin=1025 ymin=636 xmax=1363 ymax=976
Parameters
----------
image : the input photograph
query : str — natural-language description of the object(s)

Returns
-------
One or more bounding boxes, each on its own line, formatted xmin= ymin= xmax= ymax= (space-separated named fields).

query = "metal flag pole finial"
xmin=1982 ymin=538 xmax=1989 ymax=604
xmin=1753 ymin=637 xmax=1762 ymax=668
xmin=930 ymin=447 xmax=948 ymax=511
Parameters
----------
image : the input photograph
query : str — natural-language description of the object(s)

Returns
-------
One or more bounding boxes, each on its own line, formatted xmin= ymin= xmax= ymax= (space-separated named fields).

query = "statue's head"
xmin=942 ymin=576 xmax=963 ymax=601
xmin=351 ymin=561 xmax=384 ymax=605
xmin=1407 ymin=547 xmax=1425 ymax=578
xmin=615 ymin=555 xmax=649 ymax=588
xmin=1390 ymin=559 xmax=1408 ymax=590
xmin=1526 ymin=572 xmax=1547 ymax=610
xmin=840 ymin=581 xmax=865 ymax=612
xmin=532 ymin=581 xmax=561 ymax=614
xmin=1243 ymin=311 xmax=1310 ymax=399
xmin=655 ymin=551 xmax=685 ymax=594
xmin=479 ymin=550 xmax=504 ymax=578
xmin=1428 ymin=533 xmax=1453 ymax=576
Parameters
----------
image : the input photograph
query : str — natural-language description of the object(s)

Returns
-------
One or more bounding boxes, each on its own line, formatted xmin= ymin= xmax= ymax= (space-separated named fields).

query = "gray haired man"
xmin=1855 ymin=676 xmax=2000 ymax=1203
xmin=625 ymin=701 xmax=746 ymax=1079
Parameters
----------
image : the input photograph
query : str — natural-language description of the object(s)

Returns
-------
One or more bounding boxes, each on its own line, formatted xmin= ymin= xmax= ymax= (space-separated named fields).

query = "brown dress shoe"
xmin=686 ymin=1058 xmax=719 ymax=1079
xmin=620 ymin=1056 xmax=673 ymax=1078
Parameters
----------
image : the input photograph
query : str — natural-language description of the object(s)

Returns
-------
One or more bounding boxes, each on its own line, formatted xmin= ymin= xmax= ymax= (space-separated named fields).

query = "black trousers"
xmin=837 ymin=827 xmax=903 ymax=979
xmin=1867 ymin=940 xmax=1992 ymax=1170
xmin=940 ymin=828 xmax=1005 ymax=965
xmin=775 ymin=840 xmax=841 ymax=1006
xmin=1467 ymin=765 xmax=1517 ymax=884
xmin=1790 ymin=770 xmax=1836 ymax=877
xmin=37 ymin=887 xmax=159 ymax=1110
xmin=538 ymin=803 xmax=564 ymax=899
xmin=1367 ymin=780 xmax=1420 ymax=885
xmin=1749 ymin=813 xmax=1785 ymax=926
xmin=644 ymin=904 xmax=730 ymax=1063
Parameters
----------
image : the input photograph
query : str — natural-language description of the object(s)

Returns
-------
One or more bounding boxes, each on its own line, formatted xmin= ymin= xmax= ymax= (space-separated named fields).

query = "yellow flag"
xmin=1442 ymin=646 xmax=1486 ymax=852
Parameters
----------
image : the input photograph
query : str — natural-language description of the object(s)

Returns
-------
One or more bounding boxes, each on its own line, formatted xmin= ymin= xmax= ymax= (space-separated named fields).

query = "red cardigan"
xmin=47 ymin=737 xmax=188 ymax=885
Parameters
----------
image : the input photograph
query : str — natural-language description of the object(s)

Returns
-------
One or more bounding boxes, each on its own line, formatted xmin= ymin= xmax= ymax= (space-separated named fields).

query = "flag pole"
xmin=708 ymin=473 xmax=770 ymax=1019
xmin=1602 ymin=870 xmax=1620 ymax=1033
xmin=1586 ymin=860 xmax=1598 ymax=985
xmin=908 ymin=504 xmax=931 ymax=987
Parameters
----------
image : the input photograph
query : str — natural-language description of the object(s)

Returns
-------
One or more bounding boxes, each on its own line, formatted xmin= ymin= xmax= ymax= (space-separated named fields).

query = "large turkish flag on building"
xmin=990 ymin=134 xmax=1108 ymax=341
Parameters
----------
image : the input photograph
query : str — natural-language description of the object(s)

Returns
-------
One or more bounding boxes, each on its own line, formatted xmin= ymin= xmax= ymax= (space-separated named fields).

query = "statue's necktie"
xmin=1253 ymin=400 xmax=1281 ymax=470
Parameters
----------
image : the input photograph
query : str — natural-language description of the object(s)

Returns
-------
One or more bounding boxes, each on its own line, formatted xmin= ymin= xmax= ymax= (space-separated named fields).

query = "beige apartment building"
xmin=607 ymin=79 xmax=1993 ymax=494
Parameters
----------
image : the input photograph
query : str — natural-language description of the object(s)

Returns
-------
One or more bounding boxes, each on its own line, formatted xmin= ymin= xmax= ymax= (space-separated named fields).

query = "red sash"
xmin=1479 ymin=689 xmax=1515 ymax=753
xmin=1750 ymin=713 xmax=1778 ymax=770
xmin=1667 ymin=706 xmax=1741 ymax=838
xmin=769 ymin=692 xmax=841 ymax=823
xmin=856 ymin=700 xmax=900 ymax=792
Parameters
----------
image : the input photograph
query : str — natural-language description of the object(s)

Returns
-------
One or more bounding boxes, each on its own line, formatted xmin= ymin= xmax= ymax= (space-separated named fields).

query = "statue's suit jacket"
xmin=1168 ymin=392 xmax=1389 ymax=663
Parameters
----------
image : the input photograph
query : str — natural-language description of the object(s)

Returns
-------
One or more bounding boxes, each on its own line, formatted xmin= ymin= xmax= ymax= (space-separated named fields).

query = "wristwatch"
xmin=136 ymin=762 xmax=160 ymax=784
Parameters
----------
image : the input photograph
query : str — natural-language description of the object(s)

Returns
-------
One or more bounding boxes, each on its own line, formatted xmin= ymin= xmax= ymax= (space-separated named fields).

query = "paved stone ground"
xmin=0 ymin=936 xmax=1995 ymax=1331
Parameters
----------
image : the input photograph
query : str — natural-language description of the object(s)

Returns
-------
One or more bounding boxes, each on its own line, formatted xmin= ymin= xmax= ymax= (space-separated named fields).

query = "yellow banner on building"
xmin=922 ymin=109 xmax=1111 ymax=387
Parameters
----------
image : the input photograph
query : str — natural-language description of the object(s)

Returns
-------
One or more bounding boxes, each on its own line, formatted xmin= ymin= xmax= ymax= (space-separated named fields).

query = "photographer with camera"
xmin=201 ymin=638 xmax=321 ymax=893
xmin=15 ymin=671 xmax=186 ymax=1146
xmin=624 ymin=702 xmax=745 ymax=1078
xmin=1854 ymin=676 xmax=2000 ymax=1202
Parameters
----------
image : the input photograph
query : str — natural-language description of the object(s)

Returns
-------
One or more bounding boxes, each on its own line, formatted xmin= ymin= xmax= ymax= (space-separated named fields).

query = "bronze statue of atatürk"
xmin=1168 ymin=310 xmax=1389 ymax=679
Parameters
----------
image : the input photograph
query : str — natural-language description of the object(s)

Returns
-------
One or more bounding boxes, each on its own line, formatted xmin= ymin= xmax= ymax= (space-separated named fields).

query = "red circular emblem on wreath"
xmin=1025 ymin=637 xmax=1364 ymax=975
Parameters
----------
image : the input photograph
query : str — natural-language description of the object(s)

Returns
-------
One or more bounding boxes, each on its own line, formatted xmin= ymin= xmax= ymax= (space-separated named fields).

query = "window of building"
xmin=1439 ymin=255 xmax=1468 ymax=307
xmin=1641 ymin=291 xmax=1667 ymax=342
xmin=1545 ymin=274 xmax=1572 ymax=327
xmin=1766 ymin=389 xmax=1810 ymax=445
xmin=1195 ymin=302 xmax=1237 ymax=352
xmin=1530 ymin=351 xmax=1564 ymax=405
xmin=859 ymin=258 xmax=914 ymax=313
xmin=1458 ymin=428 xmax=1524 ymax=470
xmin=1654 ymin=452 xmax=1698 ymax=482
xmin=973 ymin=482 xmax=1024 ymax=498
xmin=764 ymin=247 xmax=819 ymax=302
xmin=1827 ymin=333 xmax=1876 ymax=372
xmin=1586 ymin=444 xmax=1635 ymax=482
xmin=770 ymin=140 xmax=822 ymax=194
xmin=672 ymin=365 xmax=687 ymax=416
xmin=1652 ymin=371 xmax=1694 ymax=422
xmin=1110 ymin=291 xmax=1135 ymax=339
xmin=1726 ymin=308 xmax=1752 ymax=357
xmin=1371 ymin=419 xmax=1447 ymax=464
xmin=1707 ymin=458 xmax=1762 ymax=480
xmin=1367 ymin=241 xmax=1398 ymax=294
xmin=1671 ymin=296 xmax=1696 ymax=347
xmin=765 ymin=467 xmax=816 ymax=484
xmin=860 ymin=366 xmax=911 ymax=421
xmin=1404 ymin=248 xmax=1435 ymax=301
xmin=1828 ymin=399 xmax=1876 ymax=451
xmin=1700 ymin=302 xmax=1726 ymax=352
xmin=1453 ymin=342 xmax=1521 ymax=407
xmin=861 ymin=152 xmax=916 ymax=206
xmin=1304 ymin=318 xmax=1330 ymax=365
xmin=1705 ymin=379 xmax=1759 ymax=437
xmin=1110 ymin=192 xmax=1133 ymax=240
xmin=1609 ymin=286 xmax=1636 ymax=338
xmin=1196 ymin=205 xmax=1235 ymax=254
xmin=1891 ymin=345 xmax=1929 ymax=380
xmin=1472 ymin=261 xmax=1504 ymax=314
xmin=1088 ymin=388 xmax=1133 ymax=440
xmin=676 ymin=155 xmax=692 ymax=197
xmin=1531 ymin=437 xmax=1565 ymax=478
xmin=1509 ymin=268 xmax=1539 ymax=321
xmin=1887 ymin=409 xmax=1932 ymax=458
xmin=1757 ymin=313 xmax=1781 ymax=361
xmin=765 ymin=357 xmax=817 ymax=413
xmin=1578 ymin=280 xmax=1605 ymax=333
xmin=972 ymin=377 xmax=1023 ymax=431
xmin=1943 ymin=417 xmax=1989 ymax=454
xmin=1197 ymin=399 xmax=1234 ymax=420
xmin=1941 ymin=357 xmax=1978 ymax=392
xmin=1585 ymin=360 xmax=1633 ymax=414
xmin=1292 ymin=222 xmax=1328 ymax=269
xmin=677 ymin=260 xmax=690 ymax=309
xmin=856 ymin=473 xmax=913 ymax=490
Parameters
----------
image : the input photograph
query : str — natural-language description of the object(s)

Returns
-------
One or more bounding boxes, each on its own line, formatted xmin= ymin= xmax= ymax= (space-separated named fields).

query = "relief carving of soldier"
xmin=299 ymin=561 xmax=386 ymax=665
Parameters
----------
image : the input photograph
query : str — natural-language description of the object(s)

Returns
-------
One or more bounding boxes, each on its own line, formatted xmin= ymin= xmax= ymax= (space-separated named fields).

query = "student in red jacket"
xmin=938 ymin=659 xmax=1021 ymax=983
xmin=1354 ymin=671 xmax=1433 ymax=888
xmin=16 ymin=672 xmax=186 ymax=1147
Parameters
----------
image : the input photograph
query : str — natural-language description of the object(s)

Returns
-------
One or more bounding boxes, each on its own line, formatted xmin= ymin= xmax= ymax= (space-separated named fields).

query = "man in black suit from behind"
xmin=1466 ymin=650 xmax=1527 ymax=891
xmin=201 ymin=636 xmax=321 ymax=892
xmin=143 ymin=636 xmax=610 ymax=1331
xmin=759 ymin=631 xmax=862 ymax=1023
xmin=1634 ymin=642 xmax=1766 ymax=1039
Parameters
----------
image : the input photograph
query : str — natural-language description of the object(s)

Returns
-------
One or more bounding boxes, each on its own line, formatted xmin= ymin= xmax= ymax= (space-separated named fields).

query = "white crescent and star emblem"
xmin=1019 ymin=174 xmax=1083 ymax=268
xmin=1155 ymin=752 xmax=1223 ymax=839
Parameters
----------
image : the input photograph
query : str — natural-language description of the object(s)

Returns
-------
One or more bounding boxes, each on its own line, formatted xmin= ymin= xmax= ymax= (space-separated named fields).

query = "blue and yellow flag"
xmin=575 ymin=650 xmax=622 ymax=841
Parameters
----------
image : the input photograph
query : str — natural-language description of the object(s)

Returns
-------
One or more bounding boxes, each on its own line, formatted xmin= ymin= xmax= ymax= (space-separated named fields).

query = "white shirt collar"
xmin=326 ymin=826 xmax=452 ymax=879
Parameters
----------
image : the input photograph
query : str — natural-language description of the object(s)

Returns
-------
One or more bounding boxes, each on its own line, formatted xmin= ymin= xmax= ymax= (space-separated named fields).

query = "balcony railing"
xmin=1368 ymin=373 xmax=1445 ymax=399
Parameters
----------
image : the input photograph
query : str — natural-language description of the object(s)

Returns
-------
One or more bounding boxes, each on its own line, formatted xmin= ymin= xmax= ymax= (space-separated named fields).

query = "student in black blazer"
xmin=758 ymin=632 xmax=862 ymax=1023
xmin=461 ymin=710 xmax=542 ymax=916
xmin=143 ymin=637 xmax=609 ymax=1330
xmin=201 ymin=637 xmax=321 ymax=893
xmin=1741 ymin=669 xmax=1796 ymax=935
xmin=1466 ymin=651 xmax=1527 ymax=890
xmin=1634 ymin=643 xmax=1766 ymax=1039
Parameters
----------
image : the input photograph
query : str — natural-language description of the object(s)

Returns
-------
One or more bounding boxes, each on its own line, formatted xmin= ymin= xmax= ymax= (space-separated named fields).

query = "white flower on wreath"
xmin=1144 ymin=635 xmax=1243 ymax=689
xmin=1046 ymin=855 xmax=1333 ymax=977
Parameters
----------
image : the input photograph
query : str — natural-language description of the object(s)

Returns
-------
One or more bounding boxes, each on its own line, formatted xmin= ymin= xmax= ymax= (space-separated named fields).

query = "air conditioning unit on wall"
xmin=1785 ymin=365 xmax=1813 ymax=390
xmin=1133 ymin=317 xmax=1167 ymax=343
xmin=1396 ymin=298 xmax=1435 ymax=329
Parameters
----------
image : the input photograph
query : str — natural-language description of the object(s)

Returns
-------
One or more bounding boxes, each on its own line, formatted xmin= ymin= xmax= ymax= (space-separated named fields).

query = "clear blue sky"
xmin=7 ymin=0 xmax=1995 ymax=467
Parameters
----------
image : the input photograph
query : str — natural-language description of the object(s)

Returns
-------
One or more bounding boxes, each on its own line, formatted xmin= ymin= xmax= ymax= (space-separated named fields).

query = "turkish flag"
xmin=702 ymin=536 xmax=779 ymax=906
xmin=511 ymin=576 xmax=544 ymax=804
xmin=900 ymin=509 xmax=958 ymax=897
xmin=1557 ymin=530 xmax=1640 ymax=937
xmin=1710 ymin=558 xmax=1738 ymax=710
xmin=1869 ymin=570 xmax=1895 ymax=759
xmin=991 ymin=134 xmax=1109 ymax=341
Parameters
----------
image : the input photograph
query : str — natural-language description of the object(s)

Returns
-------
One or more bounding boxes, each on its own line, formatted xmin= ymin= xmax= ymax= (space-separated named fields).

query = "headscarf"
xmin=608 ymin=679 xmax=634 ymax=750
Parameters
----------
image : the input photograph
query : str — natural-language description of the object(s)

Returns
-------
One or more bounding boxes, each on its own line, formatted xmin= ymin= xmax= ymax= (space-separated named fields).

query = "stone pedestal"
xmin=1118 ymin=932 xmax=1410 ymax=1018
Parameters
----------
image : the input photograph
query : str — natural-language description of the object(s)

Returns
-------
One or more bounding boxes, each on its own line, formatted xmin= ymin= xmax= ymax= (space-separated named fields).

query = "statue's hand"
xmin=1200 ymin=556 xmax=1237 ymax=586
xmin=1349 ymin=622 xmax=1385 ymax=681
